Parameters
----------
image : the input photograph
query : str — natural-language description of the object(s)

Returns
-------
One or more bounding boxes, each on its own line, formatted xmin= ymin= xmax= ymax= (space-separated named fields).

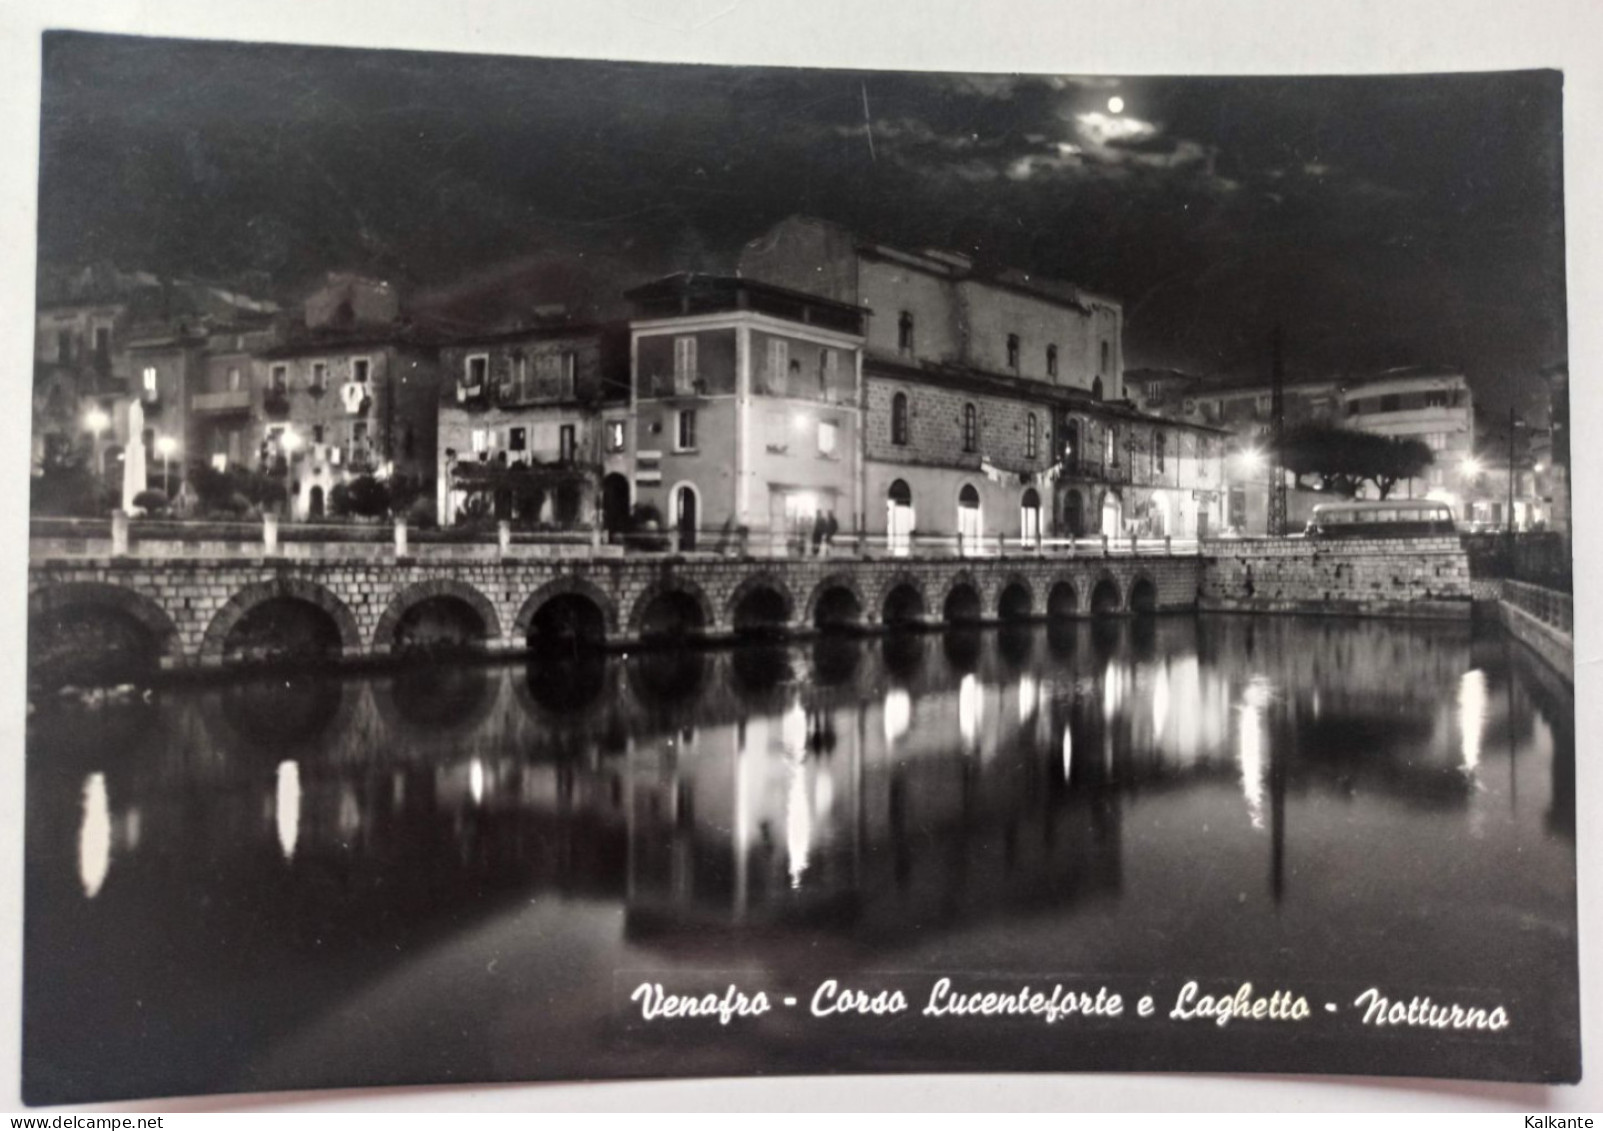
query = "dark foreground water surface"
xmin=24 ymin=616 xmax=1578 ymax=1102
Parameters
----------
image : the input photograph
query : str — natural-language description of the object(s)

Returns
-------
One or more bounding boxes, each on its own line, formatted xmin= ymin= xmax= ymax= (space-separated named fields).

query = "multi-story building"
xmin=188 ymin=275 xmax=443 ymax=520
xmin=739 ymin=215 xmax=1225 ymax=545
xmin=435 ymin=322 xmax=631 ymax=530
xmin=624 ymin=272 xmax=868 ymax=552
xmin=1341 ymin=366 xmax=1475 ymax=514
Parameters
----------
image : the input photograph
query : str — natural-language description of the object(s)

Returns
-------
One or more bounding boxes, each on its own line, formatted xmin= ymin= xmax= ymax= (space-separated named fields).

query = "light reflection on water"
xmin=25 ymin=616 xmax=1578 ymax=1102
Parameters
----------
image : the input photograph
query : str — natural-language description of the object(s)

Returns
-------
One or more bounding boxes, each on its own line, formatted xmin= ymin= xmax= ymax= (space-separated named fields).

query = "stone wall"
xmin=1198 ymin=536 xmax=1472 ymax=619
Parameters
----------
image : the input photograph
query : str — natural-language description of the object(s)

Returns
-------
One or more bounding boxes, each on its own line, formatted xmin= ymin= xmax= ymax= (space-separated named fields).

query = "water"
xmin=23 ymin=616 xmax=1578 ymax=1102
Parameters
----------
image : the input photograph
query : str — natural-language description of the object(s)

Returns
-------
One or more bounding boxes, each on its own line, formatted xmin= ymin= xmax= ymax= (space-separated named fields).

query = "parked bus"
xmin=1304 ymin=500 xmax=1458 ymax=539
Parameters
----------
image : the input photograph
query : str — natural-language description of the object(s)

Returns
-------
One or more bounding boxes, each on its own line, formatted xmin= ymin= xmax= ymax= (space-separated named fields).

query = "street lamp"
xmin=279 ymin=428 xmax=302 ymax=519
xmin=155 ymin=435 xmax=178 ymax=496
xmin=84 ymin=406 xmax=110 ymax=477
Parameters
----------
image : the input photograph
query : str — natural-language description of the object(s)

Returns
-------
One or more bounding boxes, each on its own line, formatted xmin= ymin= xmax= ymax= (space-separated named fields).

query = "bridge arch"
xmin=201 ymin=576 xmax=361 ymax=663
xmin=29 ymin=581 xmax=183 ymax=661
xmin=1129 ymin=571 xmax=1159 ymax=614
xmin=941 ymin=570 xmax=984 ymax=624
xmin=877 ymin=572 xmax=929 ymax=628
xmin=996 ymin=574 xmax=1035 ymax=621
xmin=514 ymin=576 xmax=618 ymax=648
xmin=1046 ymin=577 xmax=1080 ymax=618
xmin=629 ymin=576 xmax=716 ymax=639
xmin=372 ymin=579 xmax=502 ymax=654
xmin=725 ymin=572 xmax=796 ymax=636
xmin=1089 ymin=572 xmax=1124 ymax=617
xmin=805 ymin=573 xmax=869 ymax=631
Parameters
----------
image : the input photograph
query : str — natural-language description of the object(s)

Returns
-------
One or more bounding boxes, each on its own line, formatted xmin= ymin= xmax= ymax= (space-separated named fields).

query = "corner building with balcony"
xmin=739 ymin=215 xmax=1226 ymax=547
xmin=625 ymin=274 xmax=867 ymax=552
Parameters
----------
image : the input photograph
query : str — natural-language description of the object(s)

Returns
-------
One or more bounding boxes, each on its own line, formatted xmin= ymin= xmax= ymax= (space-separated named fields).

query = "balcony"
xmin=192 ymin=390 xmax=252 ymax=414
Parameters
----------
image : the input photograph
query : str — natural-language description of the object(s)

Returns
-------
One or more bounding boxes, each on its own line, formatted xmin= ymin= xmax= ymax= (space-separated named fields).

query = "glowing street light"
xmin=155 ymin=435 xmax=178 ymax=496
xmin=1460 ymin=455 xmax=1483 ymax=479
xmin=84 ymin=406 xmax=110 ymax=477
xmin=1236 ymin=447 xmax=1264 ymax=472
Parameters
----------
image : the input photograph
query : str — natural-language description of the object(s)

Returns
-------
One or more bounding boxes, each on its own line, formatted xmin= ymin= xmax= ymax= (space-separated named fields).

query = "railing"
xmin=192 ymin=390 xmax=253 ymax=413
xmin=1500 ymin=578 xmax=1572 ymax=636
xmin=29 ymin=516 xmax=1200 ymax=562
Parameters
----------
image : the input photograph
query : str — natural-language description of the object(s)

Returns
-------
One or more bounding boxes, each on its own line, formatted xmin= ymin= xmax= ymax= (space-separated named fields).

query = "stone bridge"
xmin=26 ymin=550 xmax=1205 ymax=673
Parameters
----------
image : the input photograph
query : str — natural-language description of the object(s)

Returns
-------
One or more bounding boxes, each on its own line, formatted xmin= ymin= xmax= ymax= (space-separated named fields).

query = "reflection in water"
xmin=1238 ymin=676 xmax=1272 ymax=830
xmin=275 ymin=760 xmax=301 ymax=862
xmin=1459 ymin=668 xmax=1488 ymax=776
xmin=77 ymin=773 xmax=110 ymax=899
xmin=23 ymin=617 xmax=1579 ymax=1101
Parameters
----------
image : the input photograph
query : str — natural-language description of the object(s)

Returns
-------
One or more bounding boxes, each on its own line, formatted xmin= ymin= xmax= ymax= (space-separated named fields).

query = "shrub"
xmin=131 ymin=489 xmax=169 ymax=515
xmin=405 ymin=495 xmax=437 ymax=529
xmin=334 ymin=474 xmax=390 ymax=518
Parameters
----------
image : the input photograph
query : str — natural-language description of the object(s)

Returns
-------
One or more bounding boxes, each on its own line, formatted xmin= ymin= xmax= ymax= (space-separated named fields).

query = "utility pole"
xmin=1268 ymin=326 xmax=1287 ymax=537
xmin=1507 ymin=402 xmax=1519 ymax=534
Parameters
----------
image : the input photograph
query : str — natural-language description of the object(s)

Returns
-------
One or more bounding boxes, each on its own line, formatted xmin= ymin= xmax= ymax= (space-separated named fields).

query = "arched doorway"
xmin=886 ymin=479 xmax=914 ymax=557
xmin=1065 ymin=488 xmax=1084 ymax=538
xmin=673 ymin=483 xmax=698 ymax=551
xmin=308 ymin=485 xmax=325 ymax=519
xmin=601 ymin=473 xmax=630 ymax=534
xmin=1020 ymin=487 xmax=1041 ymax=547
xmin=957 ymin=483 xmax=982 ymax=555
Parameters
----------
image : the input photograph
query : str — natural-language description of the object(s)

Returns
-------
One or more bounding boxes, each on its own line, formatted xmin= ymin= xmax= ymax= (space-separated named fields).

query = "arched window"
xmin=891 ymin=391 xmax=910 ymax=446
xmin=887 ymin=479 xmax=914 ymax=557
xmin=957 ymin=483 xmax=982 ymax=553
xmin=1046 ymin=344 xmax=1058 ymax=378
xmin=1006 ymin=333 xmax=1020 ymax=370
xmin=1092 ymin=375 xmax=1104 ymax=401
xmin=962 ymin=403 xmax=978 ymax=452
xmin=898 ymin=311 xmax=915 ymax=354
xmin=1021 ymin=487 xmax=1042 ymax=544
xmin=1155 ymin=431 xmax=1167 ymax=474
xmin=1025 ymin=413 xmax=1038 ymax=459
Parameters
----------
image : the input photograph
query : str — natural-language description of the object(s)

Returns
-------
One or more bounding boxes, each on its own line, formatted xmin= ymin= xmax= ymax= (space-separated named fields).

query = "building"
xmin=436 ymin=321 xmax=631 ymax=530
xmin=1340 ymin=366 xmax=1476 ymax=514
xmin=624 ymin=273 xmax=868 ymax=552
xmin=738 ymin=215 xmax=1225 ymax=546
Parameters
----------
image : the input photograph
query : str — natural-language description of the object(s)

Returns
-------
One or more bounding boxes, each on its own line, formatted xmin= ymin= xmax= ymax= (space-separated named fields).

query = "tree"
xmin=1281 ymin=423 xmax=1434 ymax=500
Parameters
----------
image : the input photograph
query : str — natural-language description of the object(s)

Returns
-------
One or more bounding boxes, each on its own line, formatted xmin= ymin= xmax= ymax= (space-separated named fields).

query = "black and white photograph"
xmin=10 ymin=4 xmax=1592 ymax=1110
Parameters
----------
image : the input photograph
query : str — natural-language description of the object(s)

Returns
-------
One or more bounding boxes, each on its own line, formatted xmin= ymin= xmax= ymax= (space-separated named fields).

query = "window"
xmin=1100 ymin=341 xmax=1111 ymax=374
xmin=56 ymin=330 xmax=71 ymax=362
xmin=963 ymin=403 xmax=978 ymax=453
xmin=820 ymin=348 xmax=839 ymax=393
xmin=1381 ymin=394 xmax=1400 ymax=412
xmin=765 ymin=410 xmax=789 ymax=453
xmin=353 ymin=421 xmax=369 ymax=444
xmin=1046 ymin=344 xmax=1058 ymax=378
xmin=465 ymin=354 xmax=488 ymax=389
xmin=270 ymin=364 xmax=288 ymax=393
xmin=1092 ymin=376 xmax=1104 ymax=401
xmin=891 ymin=391 xmax=910 ymax=446
xmin=897 ymin=311 xmax=915 ymax=354
xmin=1425 ymin=390 xmax=1449 ymax=408
xmin=311 ymin=361 xmax=327 ymax=391
xmin=559 ymin=424 xmax=577 ymax=462
xmin=676 ymin=408 xmax=697 ymax=450
xmin=767 ymin=339 xmax=789 ymax=393
xmin=1107 ymin=425 xmax=1118 ymax=466
xmin=228 ymin=367 xmax=242 ymax=392
xmin=94 ymin=327 xmax=110 ymax=360
xmin=353 ymin=358 xmax=371 ymax=384
xmin=1026 ymin=413 xmax=1038 ymax=460
xmin=313 ymin=425 xmax=325 ymax=444
xmin=818 ymin=420 xmax=838 ymax=457
xmin=142 ymin=366 xmax=158 ymax=396
xmin=673 ymin=336 xmax=698 ymax=393
xmin=470 ymin=428 xmax=489 ymax=455
xmin=1155 ymin=431 xmax=1167 ymax=473
xmin=510 ymin=426 xmax=527 ymax=453
xmin=606 ymin=420 xmax=626 ymax=453
xmin=1347 ymin=399 xmax=1361 ymax=416
xmin=558 ymin=351 xmax=577 ymax=399
xmin=1006 ymin=333 xmax=1020 ymax=371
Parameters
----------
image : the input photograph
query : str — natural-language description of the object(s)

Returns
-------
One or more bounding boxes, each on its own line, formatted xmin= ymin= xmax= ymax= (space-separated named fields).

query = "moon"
xmin=1107 ymin=96 xmax=1125 ymax=114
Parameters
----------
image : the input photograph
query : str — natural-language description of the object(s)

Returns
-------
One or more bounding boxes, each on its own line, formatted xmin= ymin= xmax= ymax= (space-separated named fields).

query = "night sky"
xmin=38 ymin=32 xmax=1566 ymax=410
